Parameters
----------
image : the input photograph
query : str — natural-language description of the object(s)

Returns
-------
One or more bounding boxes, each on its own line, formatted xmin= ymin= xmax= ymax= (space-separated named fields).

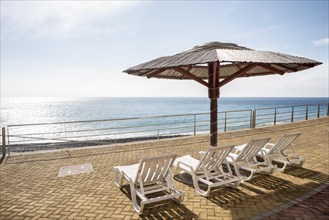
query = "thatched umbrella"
xmin=123 ymin=42 xmax=322 ymax=147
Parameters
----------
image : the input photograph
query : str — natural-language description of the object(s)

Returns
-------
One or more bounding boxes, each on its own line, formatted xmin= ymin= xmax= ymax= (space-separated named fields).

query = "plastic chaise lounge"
xmin=258 ymin=132 xmax=304 ymax=172
xmin=114 ymin=154 xmax=184 ymax=215
xmin=173 ymin=145 xmax=241 ymax=197
xmin=227 ymin=137 xmax=276 ymax=181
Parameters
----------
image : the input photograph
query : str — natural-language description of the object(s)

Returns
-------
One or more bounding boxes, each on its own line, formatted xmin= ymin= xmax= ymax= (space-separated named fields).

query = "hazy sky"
xmin=1 ymin=1 xmax=328 ymax=98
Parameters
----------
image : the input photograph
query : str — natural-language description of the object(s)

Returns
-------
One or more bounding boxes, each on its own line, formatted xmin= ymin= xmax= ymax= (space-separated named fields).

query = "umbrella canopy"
xmin=123 ymin=42 xmax=322 ymax=146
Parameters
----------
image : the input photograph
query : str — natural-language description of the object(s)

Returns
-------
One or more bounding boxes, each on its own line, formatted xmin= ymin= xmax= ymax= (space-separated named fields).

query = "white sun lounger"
xmin=173 ymin=145 xmax=240 ymax=197
xmin=227 ymin=137 xmax=276 ymax=181
xmin=114 ymin=154 xmax=184 ymax=214
xmin=259 ymin=132 xmax=304 ymax=172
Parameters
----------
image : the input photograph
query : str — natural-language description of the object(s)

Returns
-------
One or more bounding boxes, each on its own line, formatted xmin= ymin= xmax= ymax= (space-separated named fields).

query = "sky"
xmin=1 ymin=1 xmax=328 ymax=98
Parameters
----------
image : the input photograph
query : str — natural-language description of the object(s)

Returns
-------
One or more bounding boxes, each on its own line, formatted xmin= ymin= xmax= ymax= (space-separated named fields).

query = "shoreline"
xmin=7 ymin=134 xmax=186 ymax=153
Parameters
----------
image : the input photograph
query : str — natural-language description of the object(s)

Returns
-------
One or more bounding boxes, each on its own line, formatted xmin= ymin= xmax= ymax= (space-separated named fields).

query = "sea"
xmin=1 ymin=97 xmax=328 ymax=126
xmin=1 ymin=97 xmax=328 ymax=151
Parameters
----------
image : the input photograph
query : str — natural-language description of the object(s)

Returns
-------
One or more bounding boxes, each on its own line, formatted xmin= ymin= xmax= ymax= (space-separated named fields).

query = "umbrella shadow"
xmin=283 ymin=166 xmax=329 ymax=183
xmin=119 ymin=184 xmax=199 ymax=219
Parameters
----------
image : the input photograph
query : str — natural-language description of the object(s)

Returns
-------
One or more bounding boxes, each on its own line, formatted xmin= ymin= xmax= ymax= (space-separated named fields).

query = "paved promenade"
xmin=0 ymin=117 xmax=328 ymax=219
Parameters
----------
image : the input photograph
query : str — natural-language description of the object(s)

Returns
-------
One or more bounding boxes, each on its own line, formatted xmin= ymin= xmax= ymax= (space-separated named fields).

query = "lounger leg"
xmin=173 ymin=191 xmax=184 ymax=204
xmin=166 ymin=171 xmax=176 ymax=188
xmin=289 ymin=158 xmax=305 ymax=167
xmin=175 ymin=162 xmax=204 ymax=198
xmin=231 ymin=163 xmax=245 ymax=182
xmin=167 ymin=171 xmax=184 ymax=203
xmin=114 ymin=168 xmax=124 ymax=188
xmin=129 ymin=182 xmax=143 ymax=215
xmin=273 ymin=161 xmax=288 ymax=172
xmin=173 ymin=164 xmax=182 ymax=176
xmin=276 ymin=165 xmax=285 ymax=172
xmin=179 ymin=192 xmax=184 ymax=203
xmin=224 ymin=162 xmax=241 ymax=187
xmin=295 ymin=160 xmax=305 ymax=167
xmin=241 ymin=169 xmax=254 ymax=181
xmin=227 ymin=180 xmax=240 ymax=188
xmin=191 ymin=174 xmax=211 ymax=197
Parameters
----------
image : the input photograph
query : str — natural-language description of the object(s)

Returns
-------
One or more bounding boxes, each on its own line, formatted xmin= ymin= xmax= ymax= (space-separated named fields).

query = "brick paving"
xmin=0 ymin=117 xmax=328 ymax=220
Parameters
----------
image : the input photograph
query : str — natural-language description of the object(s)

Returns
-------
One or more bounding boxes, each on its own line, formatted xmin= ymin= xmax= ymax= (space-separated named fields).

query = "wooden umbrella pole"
xmin=210 ymin=99 xmax=218 ymax=146
xmin=208 ymin=62 xmax=220 ymax=147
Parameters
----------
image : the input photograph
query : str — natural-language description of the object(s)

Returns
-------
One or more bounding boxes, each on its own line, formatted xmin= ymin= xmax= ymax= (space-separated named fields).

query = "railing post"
xmin=7 ymin=126 xmax=10 ymax=146
xmin=291 ymin=106 xmax=294 ymax=122
xmin=274 ymin=108 xmax=277 ymax=125
xmin=193 ymin=114 xmax=196 ymax=136
xmin=306 ymin=105 xmax=309 ymax=120
xmin=224 ymin=112 xmax=227 ymax=132
xmin=317 ymin=104 xmax=320 ymax=118
xmin=251 ymin=110 xmax=256 ymax=128
xmin=2 ymin=127 xmax=6 ymax=158
xmin=64 ymin=124 xmax=67 ymax=140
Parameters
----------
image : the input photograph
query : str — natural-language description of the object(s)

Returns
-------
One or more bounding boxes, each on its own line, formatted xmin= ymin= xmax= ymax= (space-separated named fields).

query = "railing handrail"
xmin=6 ymin=109 xmax=253 ymax=128
xmin=6 ymin=112 xmax=206 ymax=127
xmin=254 ymin=102 xmax=328 ymax=111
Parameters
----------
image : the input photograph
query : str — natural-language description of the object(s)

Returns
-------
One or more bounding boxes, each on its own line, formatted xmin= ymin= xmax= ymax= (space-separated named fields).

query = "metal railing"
xmin=1 ymin=102 xmax=328 ymax=154
xmin=254 ymin=103 xmax=328 ymax=127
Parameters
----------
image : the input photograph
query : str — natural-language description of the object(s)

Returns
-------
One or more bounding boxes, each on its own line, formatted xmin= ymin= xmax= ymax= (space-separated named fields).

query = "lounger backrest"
xmin=237 ymin=137 xmax=271 ymax=162
xmin=196 ymin=145 xmax=235 ymax=172
xmin=136 ymin=154 xmax=176 ymax=184
xmin=271 ymin=132 xmax=301 ymax=154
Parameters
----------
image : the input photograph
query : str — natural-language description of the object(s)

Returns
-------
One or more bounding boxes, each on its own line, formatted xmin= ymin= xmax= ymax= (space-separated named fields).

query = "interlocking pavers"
xmin=0 ymin=117 xmax=328 ymax=219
